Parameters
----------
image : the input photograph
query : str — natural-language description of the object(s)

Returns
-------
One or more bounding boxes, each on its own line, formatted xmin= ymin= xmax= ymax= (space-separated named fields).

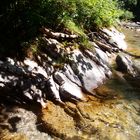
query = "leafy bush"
xmin=0 ymin=0 xmax=123 ymax=54
xmin=120 ymin=10 xmax=134 ymax=20
xmin=118 ymin=0 xmax=140 ymax=21
xmin=41 ymin=0 xmax=123 ymax=30
xmin=118 ymin=0 xmax=137 ymax=9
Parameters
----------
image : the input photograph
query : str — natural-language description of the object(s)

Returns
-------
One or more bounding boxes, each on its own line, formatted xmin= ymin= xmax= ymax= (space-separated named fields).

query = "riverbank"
xmin=0 ymin=71 xmax=140 ymax=140
xmin=0 ymin=26 xmax=140 ymax=140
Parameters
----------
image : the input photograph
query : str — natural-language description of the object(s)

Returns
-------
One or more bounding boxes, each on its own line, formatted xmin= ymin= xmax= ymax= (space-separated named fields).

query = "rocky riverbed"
xmin=0 ymin=26 xmax=140 ymax=140
xmin=0 ymin=73 xmax=140 ymax=140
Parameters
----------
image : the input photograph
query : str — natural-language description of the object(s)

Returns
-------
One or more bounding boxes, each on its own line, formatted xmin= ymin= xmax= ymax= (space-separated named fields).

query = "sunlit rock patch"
xmin=0 ymin=27 xmax=128 ymax=107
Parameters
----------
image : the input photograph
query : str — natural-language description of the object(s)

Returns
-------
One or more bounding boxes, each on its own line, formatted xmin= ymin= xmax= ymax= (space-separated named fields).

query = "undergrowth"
xmin=0 ymin=0 xmax=126 ymax=54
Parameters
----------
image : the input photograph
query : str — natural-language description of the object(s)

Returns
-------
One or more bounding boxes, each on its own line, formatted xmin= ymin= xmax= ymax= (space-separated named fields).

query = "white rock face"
xmin=7 ymin=57 xmax=15 ymax=65
xmin=0 ymin=30 xmax=118 ymax=106
xmin=70 ymin=50 xmax=107 ymax=92
xmin=63 ymin=64 xmax=82 ymax=87
xmin=24 ymin=59 xmax=38 ymax=68
xmin=54 ymin=72 xmax=85 ymax=101
xmin=102 ymin=27 xmax=127 ymax=50
xmin=95 ymin=47 xmax=109 ymax=64
xmin=60 ymin=81 xmax=84 ymax=100
xmin=24 ymin=58 xmax=48 ymax=78
xmin=47 ymin=76 xmax=61 ymax=101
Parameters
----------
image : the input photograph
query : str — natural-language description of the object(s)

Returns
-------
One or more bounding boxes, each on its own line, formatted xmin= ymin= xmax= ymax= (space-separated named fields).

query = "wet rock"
xmin=124 ymin=59 xmax=140 ymax=87
xmin=0 ymin=106 xmax=53 ymax=140
xmin=42 ymin=101 xmax=78 ymax=138
xmin=41 ymin=87 xmax=140 ymax=140
xmin=116 ymin=53 xmax=140 ymax=77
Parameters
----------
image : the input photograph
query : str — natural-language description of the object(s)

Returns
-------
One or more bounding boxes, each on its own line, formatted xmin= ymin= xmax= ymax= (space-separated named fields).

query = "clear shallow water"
xmin=94 ymin=28 xmax=140 ymax=139
xmin=122 ymin=28 xmax=140 ymax=56
xmin=41 ymin=73 xmax=140 ymax=140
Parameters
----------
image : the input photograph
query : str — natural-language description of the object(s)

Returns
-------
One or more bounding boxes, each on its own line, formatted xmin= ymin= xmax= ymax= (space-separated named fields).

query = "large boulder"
xmin=116 ymin=53 xmax=134 ymax=73
xmin=116 ymin=53 xmax=140 ymax=77
xmin=69 ymin=50 xmax=111 ymax=93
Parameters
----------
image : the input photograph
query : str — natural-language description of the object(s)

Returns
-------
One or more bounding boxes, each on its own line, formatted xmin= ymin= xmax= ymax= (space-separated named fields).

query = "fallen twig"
xmin=40 ymin=27 xmax=79 ymax=39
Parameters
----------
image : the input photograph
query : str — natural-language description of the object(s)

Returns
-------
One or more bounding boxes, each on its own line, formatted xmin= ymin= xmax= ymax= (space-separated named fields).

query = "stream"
xmin=0 ymin=28 xmax=140 ymax=140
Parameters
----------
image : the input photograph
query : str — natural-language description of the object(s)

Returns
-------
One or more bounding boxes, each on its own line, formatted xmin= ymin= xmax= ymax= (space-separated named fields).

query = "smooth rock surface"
xmin=102 ymin=27 xmax=127 ymax=50
xmin=70 ymin=50 xmax=109 ymax=92
xmin=95 ymin=47 xmax=109 ymax=65
xmin=116 ymin=53 xmax=134 ymax=74
xmin=116 ymin=53 xmax=140 ymax=77
xmin=54 ymin=72 xmax=85 ymax=101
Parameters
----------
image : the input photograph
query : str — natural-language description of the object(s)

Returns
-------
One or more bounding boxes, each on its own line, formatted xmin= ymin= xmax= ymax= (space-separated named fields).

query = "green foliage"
xmin=118 ymin=0 xmax=140 ymax=21
xmin=78 ymin=36 xmax=93 ymax=49
xmin=120 ymin=10 xmax=134 ymax=20
xmin=119 ymin=0 xmax=137 ymax=9
xmin=63 ymin=18 xmax=85 ymax=36
xmin=0 ymin=0 xmax=124 ymax=54
xmin=41 ymin=0 xmax=123 ymax=29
